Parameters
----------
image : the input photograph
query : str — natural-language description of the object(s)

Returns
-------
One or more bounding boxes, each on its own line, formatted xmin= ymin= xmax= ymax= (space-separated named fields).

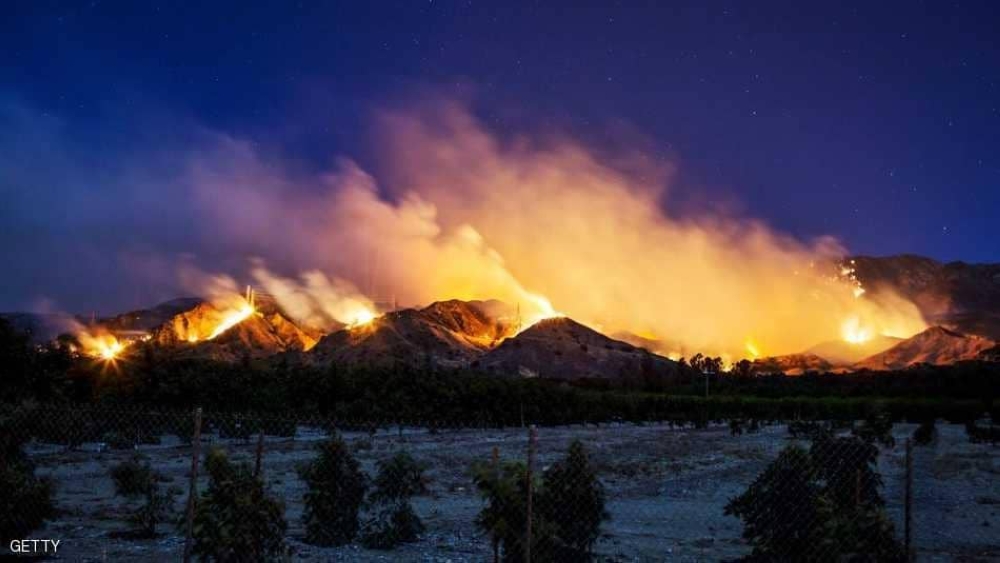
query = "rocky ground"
xmin=20 ymin=422 xmax=1000 ymax=561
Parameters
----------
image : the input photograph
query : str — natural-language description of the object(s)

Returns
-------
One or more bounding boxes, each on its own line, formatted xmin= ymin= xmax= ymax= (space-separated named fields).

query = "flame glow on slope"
xmin=347 ymin=306 xmax=377 ymax=328
xmin=206 ymin=300 xmax=255 ymax=340
xmin=85 ymin=333 xmax=126 ymax=360
xmin=179 ymin=101 xmax=927 ymax=359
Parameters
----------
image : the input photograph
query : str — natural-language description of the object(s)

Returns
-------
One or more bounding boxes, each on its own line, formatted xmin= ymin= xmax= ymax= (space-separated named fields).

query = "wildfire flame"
xmin=347 ymin=306 xmax=377 ymax=328
xmin=841 ymin=316 xmax=873 ymax=344
xmin=518 ymin=291 xmax=563 ymax=332
xmin=206 ymin=300 xmax=256 ymax=340
xmin=79 ymin=332 xmax=127 ymax=361
xmin=744 ymin=339 xmax=761 ymax=359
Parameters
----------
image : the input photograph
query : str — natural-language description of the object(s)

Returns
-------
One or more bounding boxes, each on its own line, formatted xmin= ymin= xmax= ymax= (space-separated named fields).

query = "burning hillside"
xmin=480 ymin=317 xmax=679 ymax=380
xmin=854 ymin=326 xmax=995 ymax=371
xmin=147 ymin=289 xmax=318 ymax=361
xmin=36 ymin=106 xmax=1000 ymax=371
xmin=308 ymin=299 xmax=518 ymax=368
xmin=150 ymin=103 xmax=927 ymax=362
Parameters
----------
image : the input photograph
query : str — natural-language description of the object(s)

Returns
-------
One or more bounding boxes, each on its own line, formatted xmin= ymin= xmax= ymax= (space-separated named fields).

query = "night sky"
xmin=2 ymin=1 xmax=999 ymax=313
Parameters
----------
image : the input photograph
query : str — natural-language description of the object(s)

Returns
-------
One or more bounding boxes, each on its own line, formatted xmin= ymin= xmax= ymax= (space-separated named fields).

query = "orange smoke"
xmin=184 ymin=100 xmax=926 ymax=358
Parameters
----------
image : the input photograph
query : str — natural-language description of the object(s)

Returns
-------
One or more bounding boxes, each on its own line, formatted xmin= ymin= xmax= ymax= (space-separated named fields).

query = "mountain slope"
xmin=751 ymin=353 xmax=836 ymax=376
xmin=150 ymin=301 xmax=317 ymax=361
xmin=805 ymin=335 xmax=903 ymax=366
xmin=309 ymin=299 xmax=516 ymax=368
xmin=479 ymin=317 xmax=678 ymax=380
xmin=854 ymin=326 xmax=995 ymax=370
xmin=851 ymin=255 xmax=1000 ymax=339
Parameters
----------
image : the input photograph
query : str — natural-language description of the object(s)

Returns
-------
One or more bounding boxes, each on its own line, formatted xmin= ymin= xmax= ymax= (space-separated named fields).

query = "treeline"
xmin=1 ymin=318 xmax=997 ymax=426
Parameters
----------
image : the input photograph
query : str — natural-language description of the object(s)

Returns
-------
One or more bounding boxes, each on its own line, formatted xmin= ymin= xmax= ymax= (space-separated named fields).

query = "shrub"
xmin=913 ymin=419 xmax=937 ymax=446
xmin=537 ymin=441 xmax=608 ymax=561
xmin=0 ymin=419 xmax=55 ymax=543
xmin=726 ymin=435 xmax=905 ymax=561
xmin=111 ymin=454 xmax=156 ymax=497
xmin=360 ymin=452 xmax=426 ymax=549
xmin=853 ymin=410 xmax=896 ymax=448
xmin=192 ymin=448 xmax=287 ymax=560
xmin=300 ymin=435 xmax=368 ymax=546
xmin=472 ymin=460 xmax=534 ymax=563
xmin=473 ymin=441 xmax=607 ymax=563
xmin=110 ymin=454 xmax=176 ymax=538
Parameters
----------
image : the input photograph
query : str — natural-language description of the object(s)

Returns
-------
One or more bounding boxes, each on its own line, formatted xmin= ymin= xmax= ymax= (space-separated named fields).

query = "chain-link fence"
xmin=1 ymin=405 xmax=998 ymax=561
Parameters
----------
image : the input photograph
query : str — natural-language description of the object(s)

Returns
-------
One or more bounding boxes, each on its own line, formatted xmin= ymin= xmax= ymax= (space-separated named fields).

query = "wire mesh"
xmin=0 ymin=405 xmax=997 ymax=561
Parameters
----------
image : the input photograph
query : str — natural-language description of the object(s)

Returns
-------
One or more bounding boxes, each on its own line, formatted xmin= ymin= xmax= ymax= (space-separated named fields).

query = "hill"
xmin=805 ymin=334 xmax=903 ymax=366
xmin=150 ymin=301 xmax=317 ymax=361
xmin=851 ymin=255 xmax=1000 ymax=339
xmin=309 ymin=299 xmax=517 ymax=368
xmin=854 ymin=326 xmax=995 ymax=370
xmin=752 ymin=353 xmax=836 ymax=376
xmin=479 ymin=317 xmax=678 ymax=380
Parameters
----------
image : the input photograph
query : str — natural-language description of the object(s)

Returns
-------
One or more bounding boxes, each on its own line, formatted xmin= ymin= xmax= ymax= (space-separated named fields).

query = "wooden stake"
xmin=254 ymin=428 xmax=265 ymax=479
xmin=525 ymin=425 xmax=537 ymax=563
xmin=182 ymin=408 xmax=203 ymax=563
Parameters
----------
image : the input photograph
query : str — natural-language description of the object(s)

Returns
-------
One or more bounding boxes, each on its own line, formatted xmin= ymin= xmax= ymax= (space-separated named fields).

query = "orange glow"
xmin=841 ymin=316 xmax=873 ymax=344
xmin=207 ymin=300 xmax=256 ymax=340
xmin=347 ymin=306 xmax=377 ymax=328
xmin=79 ymin=332 xmax=127 ymax=361
xmin=184 ymin=105 xmax=931 ymax=359
xmin=518 ymin=291 xmax=563 ymax=332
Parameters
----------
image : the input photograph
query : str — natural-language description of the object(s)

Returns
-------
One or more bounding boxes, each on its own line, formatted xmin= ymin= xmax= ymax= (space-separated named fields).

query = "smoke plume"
xmin=182 ymin=101 xmax=925 ymax=358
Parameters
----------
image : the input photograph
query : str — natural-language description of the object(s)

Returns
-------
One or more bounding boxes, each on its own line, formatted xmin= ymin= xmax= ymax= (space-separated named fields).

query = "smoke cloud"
xmin=182 ymin=101 xmax=925 ymax=358
xmin=1 ymin=97 xmax=926 ymax=358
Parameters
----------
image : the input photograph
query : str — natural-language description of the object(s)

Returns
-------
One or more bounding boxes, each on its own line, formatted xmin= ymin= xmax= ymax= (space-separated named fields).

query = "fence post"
xmin=904 ymin=437 xmax=913 ymax=561
xmin=525 ymin=425 xmax=537 ymax=563
xmin=254 ymin=429 xmax=265 ymax=479
xmin=492 ymin=446 xmax=500 ymax=563
xmin=183 ymin=407 xmax=203 ymax=563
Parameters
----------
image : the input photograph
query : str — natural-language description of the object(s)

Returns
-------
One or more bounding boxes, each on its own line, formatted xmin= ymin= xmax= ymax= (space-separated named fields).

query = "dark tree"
xmin=727 ymin=436 xmax=905 ymax=562
xmin=192 ymin=448 xmax=287 ymax=561
xmin=299 ymin=435 xmax=368 ymax=546
xmin=913 ymin=419 xmax=937 ymax=446
xmin=472 ymin=460 xmax=537 ymax=563
xmin=110 ymin=454 xmax=177 ymax=538
xmin=853 ymin=409 xmax=895 ymax=448
xmin=0 ymin=417 xmax=54 ymax=544
xmin=725 ymin=445 xmax=830 ymax=560
xmin=537 ymin=441 xmax=608 ymax=561
xmin=360 ymin=452 xmax=426 ymax=549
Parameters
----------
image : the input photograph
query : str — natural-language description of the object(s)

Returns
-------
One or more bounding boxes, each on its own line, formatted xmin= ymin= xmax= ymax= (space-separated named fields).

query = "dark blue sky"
xmin=2 ymin=1 xmax=999 ymax=312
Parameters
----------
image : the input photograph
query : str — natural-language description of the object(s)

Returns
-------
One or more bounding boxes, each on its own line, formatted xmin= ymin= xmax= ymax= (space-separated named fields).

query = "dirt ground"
xmin=20 ymin=422 xmax=1000 ymax=561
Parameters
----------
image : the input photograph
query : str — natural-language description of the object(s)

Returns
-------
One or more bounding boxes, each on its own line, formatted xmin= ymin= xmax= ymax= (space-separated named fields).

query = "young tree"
xmin=537 ymin=441 xmax=608 ymax=561
xmin=360 ymin=452 xmax=426 ymax=549
xmin=472 ymin=460 xmax=536 ymax=563
xmin=913 ymin=419 xmax=937 ymax=446
xmin=299 ymin=435 xmax=368 ymax=546
xmin=725 ymin=445 xmax=830 ymax=560
xmin=853 ymin=410 xmax=895 ymax=448
xmin=192 ymin=448 xmax=287 ymax=560
xmin=727 ymin=436 xmax=905 ymax=561
xmin=110 ymin=454 xmax=177 ymax=538
xmin=0 ymin=418 xmax=54 ymax=544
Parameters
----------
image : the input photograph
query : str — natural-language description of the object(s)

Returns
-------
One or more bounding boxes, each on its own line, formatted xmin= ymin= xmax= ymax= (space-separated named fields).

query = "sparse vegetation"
xmin=913 ymin=419 xmax=937 ymax=445
xmin=726 ymin=433 xmax=905 ymax=561
xmin=360 ymin=452 xmax=426 ymax=549
xmin=299 ymin=435 xmax=368 ymax=546
xmin=192 ymin=448 xmax=287 ymax=561
xmin=110 ymin=454 xmax=177 ymax=538
xmin=472 ymin=441 xmax=607 ymax=562
xmin=537 ymin=440 xmax=608 ymax=561
xmin=0 ymin=417 xmax=54 ymax=544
